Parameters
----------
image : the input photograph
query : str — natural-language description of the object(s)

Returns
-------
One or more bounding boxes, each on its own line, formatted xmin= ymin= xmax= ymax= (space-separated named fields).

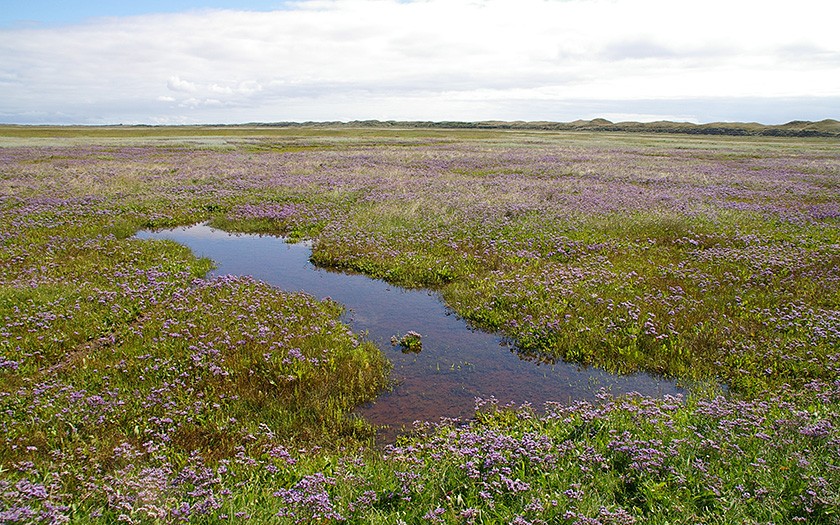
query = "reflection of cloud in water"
xmin=137 ymin=224 xmax=684 ymax=440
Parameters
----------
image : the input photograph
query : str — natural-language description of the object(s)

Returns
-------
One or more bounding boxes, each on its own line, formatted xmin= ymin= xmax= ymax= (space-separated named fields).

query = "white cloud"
xmin=1 ymin=0 xmax=839 ymax=124
xmin=208 ymin=80 xmax=263 ymax=95
xmin=167 ymin=76 xmax=197 ymax=93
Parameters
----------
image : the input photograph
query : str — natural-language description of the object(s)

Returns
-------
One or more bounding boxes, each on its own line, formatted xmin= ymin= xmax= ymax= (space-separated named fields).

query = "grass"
xmin=0 ymin=126 xmax=838 ymax=523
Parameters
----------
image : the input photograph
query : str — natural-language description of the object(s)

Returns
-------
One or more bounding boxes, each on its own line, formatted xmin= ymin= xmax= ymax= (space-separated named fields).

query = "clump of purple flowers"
xmin=274 ymin=473 xmax=344 ymax=524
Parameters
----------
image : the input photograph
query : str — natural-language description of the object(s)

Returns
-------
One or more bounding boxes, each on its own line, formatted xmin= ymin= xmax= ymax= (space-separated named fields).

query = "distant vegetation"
xmin=252 ymin=118 xmax=840 ymax=137
xmin=2 ymin=118 xmax=839 ymax=138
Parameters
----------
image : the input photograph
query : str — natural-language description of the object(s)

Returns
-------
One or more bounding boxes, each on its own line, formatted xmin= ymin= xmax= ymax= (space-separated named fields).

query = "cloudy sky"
xmin=1 ymin=0 xmax=838 ymax=125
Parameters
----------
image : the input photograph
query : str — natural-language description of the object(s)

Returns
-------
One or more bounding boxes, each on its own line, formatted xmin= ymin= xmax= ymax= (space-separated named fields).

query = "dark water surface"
xmin=136 ymin=224 xmax=683 ymax=438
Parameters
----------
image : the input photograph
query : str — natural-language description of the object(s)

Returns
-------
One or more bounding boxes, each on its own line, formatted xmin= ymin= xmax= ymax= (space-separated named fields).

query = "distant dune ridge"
xmin=3 ymin=119 xmax=838 ymax=137
xmin=250 ymin=118 xmax=840 ymax=137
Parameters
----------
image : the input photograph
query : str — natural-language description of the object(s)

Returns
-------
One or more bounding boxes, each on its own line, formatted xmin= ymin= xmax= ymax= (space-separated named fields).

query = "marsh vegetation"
xmin=1 ymin=126 xmax=838 ymax=523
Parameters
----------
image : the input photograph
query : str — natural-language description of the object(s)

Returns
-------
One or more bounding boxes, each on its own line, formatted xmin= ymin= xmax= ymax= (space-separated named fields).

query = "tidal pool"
xmin=136 ymin=224 xmax=683 ymax=438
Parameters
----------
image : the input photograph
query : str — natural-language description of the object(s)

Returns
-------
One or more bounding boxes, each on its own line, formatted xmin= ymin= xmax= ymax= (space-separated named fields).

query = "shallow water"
xmin=136 ymin=224 xmax=683 ymax=438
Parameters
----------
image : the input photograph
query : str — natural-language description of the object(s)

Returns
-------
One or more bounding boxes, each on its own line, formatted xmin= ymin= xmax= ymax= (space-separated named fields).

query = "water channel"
xmin=136 ymin=224 xmax=683 ymax=439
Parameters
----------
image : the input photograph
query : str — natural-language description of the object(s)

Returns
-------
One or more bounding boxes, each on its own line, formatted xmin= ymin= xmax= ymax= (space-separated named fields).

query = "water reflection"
xmin=136 ymin=224 xmax=683 ymax=438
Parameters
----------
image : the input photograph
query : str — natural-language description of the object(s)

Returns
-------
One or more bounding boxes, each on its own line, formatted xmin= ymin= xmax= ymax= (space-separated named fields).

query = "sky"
xmin=1 ymin=0 xmax=838 ymax=125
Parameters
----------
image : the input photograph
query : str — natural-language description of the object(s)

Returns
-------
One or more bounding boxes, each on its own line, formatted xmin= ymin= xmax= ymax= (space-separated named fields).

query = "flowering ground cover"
xmin=0 ymin=127 xmax=838 ymax=523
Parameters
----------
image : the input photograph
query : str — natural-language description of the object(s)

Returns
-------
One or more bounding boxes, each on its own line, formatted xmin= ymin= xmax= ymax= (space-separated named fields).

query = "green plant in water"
xmin=391 ymin=330 xmax=423 ymax=353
